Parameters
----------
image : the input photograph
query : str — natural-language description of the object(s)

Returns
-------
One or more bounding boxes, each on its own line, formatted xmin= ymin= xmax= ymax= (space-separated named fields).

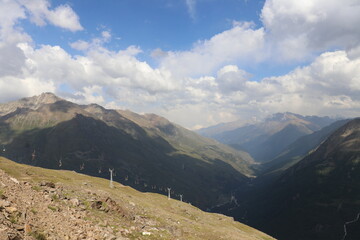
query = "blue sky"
xmin=0 ymin=0 xmax=360 ymax=129
xmin=27 ymin=1 xmax=264 ymax=61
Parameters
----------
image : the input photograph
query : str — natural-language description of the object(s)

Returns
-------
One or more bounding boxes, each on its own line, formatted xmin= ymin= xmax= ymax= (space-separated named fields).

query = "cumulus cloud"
xmin=18 ymin=42 xmax=178 ymax=96
xmin=0 ymin=0 xmax=177 ymax=109
xmin=184 ymin=51 xmax=360 ymax=126
xmin=0 ymin=75 xmax=55 ymax=103
xmin=151 ymin=50 xmax=359 ymax=128
xmin=69 ymin=40 xmax=90 ymax=51
xmin=20 ymin=0 xmax=83 ymax=31
xmin=261 ymin=0 xmax=360 ymax=60
xmin=160 ymin=22 xmax=265 ymax=77
xmin=151 ymin=48 xmax=168 ymax=59
xmin=216 ymin=65 xmax=251 ymax=93
xmin=0 ymin=0 xmax=83 ymax=97
xmin=70 ymin=30 xmax=111 ymax=51
xmin=0 ymin=43 xmax=26 ymax=77
xmin=1 ymin=0 xmax=360 ymax=129
xmin=0 ymin=0 xmax=30 ymax=44
xmin=159 ymin=0 xmax=360 ymax=74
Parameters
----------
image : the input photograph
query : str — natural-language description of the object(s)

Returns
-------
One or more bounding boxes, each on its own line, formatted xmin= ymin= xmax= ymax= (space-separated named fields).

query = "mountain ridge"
xmin=0 ymin=93 xmax=253 ymax=209
xmin=221 ymin=118 xmax=360 ymax=240
xmin=197 ymin=112 xmax=339 ymax=162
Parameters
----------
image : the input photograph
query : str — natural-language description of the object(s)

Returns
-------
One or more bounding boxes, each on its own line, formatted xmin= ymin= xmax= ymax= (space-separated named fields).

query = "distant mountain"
xmin=198 ymin=112 xmax=339 ymax=162
xmin=224 ymin=118 xmax=360 ymax=240
xmin=260 ymin=119 xmax=350 ymax=176
xmin=0 ymin=93 xmax=253 ymax=209
xmin=196 ymin=118 xmax=258 ymax=137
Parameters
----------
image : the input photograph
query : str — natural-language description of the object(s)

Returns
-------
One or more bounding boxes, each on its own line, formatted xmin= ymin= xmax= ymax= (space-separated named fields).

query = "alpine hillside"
xmin=0 ymin=93 xmax=253 ymax=209
xmin=0 ymin=156 xmax=275 ymax=240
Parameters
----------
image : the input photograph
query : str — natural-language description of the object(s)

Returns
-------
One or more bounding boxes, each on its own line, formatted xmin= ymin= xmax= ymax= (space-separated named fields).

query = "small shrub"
xmin=31 ymin=231 xmax=47 ymax=240
xmin=0 ymin=189 xmax=6 ymax=199
xmin=47 ymin=205 xmax=57 ymax=212
xmin=51 ymin=194 xmax=59 ymax=201
xmin=31 ymin=208 xmax=38 ymax=214
xmin=32 ymin=186 xmax=41 ymax=192
xmin=9 ymin=215 xmax=18 ymax=224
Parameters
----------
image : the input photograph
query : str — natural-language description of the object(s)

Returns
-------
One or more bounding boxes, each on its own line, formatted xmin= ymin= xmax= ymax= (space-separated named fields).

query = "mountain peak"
xmin=266 ymin=112 xmax=302 ymax=122
xmin=25 ymin=92 xmax=62 ymax=105
xmin=0 ymin=92 xmax=63 ymax=117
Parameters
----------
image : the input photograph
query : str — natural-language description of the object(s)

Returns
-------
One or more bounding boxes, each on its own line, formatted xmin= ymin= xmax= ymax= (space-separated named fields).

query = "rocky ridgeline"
xmin=0 ymin=169 xmax=161 ymax=240
xmin=0 ymin=92 xmax=60 ymax=117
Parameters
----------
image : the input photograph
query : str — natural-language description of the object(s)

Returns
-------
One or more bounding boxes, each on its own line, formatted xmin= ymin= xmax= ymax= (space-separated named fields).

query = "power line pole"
xmin=109 ymin=168 xmax=114 ymax=188
xmin=167 ymin=187 xmax=171 ymax=199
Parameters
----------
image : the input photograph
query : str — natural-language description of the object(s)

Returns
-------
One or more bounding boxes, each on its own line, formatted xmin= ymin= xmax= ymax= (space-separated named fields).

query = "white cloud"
xmin=20 ymin=0 xmax=83 ymax=31
xmin=11 ymin=35 xmax=179 ymax=109
xmin=70 ymin=85 xmax=106 ymax=105
xmin=160 ymin=23 xmax=265 ymax=77
xmin=46 ymin=4 xmax=83 ymax=31
xmin=261 ymin=0 xmax=360 ymax=60
xmin=0 ymin=43 xmax=26 ymax=77
xmin=156 ymin=50 xmax=360 ymax=128
xmin=1 ymin=0 xmax=360 ymax=129
xmin=69 ymin=40 xmax=90 ymax=51
xmin=185 ymin=0 xmax=196 ymax=20
xmin=151 ymin=48 xmax=168 ymax=59
xmin=0 ymin=75 xmax=55 ymax=103
xmin=0 ymin=0 xmax=30 ymax=44
xmin=101 ymin=31 xmax=111 ymax=40
xmin=70 ymin=30 xmax=112 ymax=52
xmin=0 ymin=0 xmax=26 ymax=29
xmin=217 ymin=51 xmax=360 ymax=119
xmin=216 ymin=65 xmax=251 ymax=93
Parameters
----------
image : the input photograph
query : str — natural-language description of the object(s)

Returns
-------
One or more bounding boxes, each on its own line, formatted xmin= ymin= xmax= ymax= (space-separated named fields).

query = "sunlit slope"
xmin=0 ymin=157 xmax=275 ymax=240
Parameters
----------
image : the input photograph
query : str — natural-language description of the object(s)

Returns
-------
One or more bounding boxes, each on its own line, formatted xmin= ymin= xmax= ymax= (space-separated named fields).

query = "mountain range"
xmin=0 ymin=93 xmax=252 ymax=209
xmin=1 ymin=93 xmax=359 ymax=240
xmin=215 ymin=118 xmax=360 ymax=240
xmin=198 ymin=112 xmax=339 ymax=162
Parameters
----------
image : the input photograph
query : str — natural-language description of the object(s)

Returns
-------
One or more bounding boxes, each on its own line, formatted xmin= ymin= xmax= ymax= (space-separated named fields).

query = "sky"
xmin=0 ymin=0 xmax=360 ymax=129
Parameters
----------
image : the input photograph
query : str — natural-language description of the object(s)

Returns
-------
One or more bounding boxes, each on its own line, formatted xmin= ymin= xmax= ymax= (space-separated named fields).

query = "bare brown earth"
xmin=0 ymin=157 xmax=275 ymax=240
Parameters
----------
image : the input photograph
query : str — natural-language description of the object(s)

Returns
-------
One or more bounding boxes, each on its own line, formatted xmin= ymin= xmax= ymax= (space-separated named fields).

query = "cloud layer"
xmin=262 ymin=0 xmax=360 ymax=60
xmin=0 ymin=0 xmax=359 ymax=129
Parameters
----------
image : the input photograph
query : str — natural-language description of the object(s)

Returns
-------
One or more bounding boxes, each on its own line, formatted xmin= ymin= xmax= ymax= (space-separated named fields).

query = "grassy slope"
xmin=0 ymin=157 xmax=275 ymax=240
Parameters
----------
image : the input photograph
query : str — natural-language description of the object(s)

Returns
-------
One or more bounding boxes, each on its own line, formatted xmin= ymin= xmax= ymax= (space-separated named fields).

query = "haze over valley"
xmin=1 ymin=0 xmax=360 ymax=239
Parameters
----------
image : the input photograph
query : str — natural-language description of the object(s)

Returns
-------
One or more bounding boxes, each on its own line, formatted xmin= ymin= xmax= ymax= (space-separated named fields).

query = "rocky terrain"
xmin=0 ymin=157 xmax=274 ymax=240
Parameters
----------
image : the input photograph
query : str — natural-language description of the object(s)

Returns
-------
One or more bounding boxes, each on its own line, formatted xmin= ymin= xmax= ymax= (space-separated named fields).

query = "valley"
xmin=1 ymin=93 xmax=359 ymax=240
xmin=209 ymin=118 xmax=360 ymax=240
xmin=1 ymin=1 xmax=359 ymax=239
